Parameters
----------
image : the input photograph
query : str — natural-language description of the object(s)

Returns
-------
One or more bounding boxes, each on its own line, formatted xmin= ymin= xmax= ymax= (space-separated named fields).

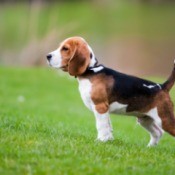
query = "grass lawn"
xmin=0 ymin=67 xmax=175 ymax=175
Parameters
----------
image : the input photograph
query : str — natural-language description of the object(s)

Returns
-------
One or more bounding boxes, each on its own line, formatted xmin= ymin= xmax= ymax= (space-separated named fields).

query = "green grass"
xmin=0 ymin=67 xmax=175 ymax=175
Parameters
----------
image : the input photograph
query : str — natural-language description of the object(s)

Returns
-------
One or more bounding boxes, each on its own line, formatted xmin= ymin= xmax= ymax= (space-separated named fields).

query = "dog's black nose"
xmin=47 ymin=54 xmax=52 ymax=61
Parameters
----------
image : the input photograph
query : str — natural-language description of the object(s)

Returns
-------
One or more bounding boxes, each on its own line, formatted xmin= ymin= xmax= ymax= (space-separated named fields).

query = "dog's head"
xmin=47 ymin=37 xmax=97 ymax=76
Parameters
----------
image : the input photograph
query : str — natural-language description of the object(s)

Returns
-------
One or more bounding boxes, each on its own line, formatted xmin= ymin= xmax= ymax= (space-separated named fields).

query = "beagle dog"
xmin=47 ymin=36 xmax=175 ymax=147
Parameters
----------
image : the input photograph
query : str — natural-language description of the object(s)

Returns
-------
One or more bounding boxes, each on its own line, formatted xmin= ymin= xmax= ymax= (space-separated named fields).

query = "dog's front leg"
xmin=93 ymin=109 xmax=114 ymax=142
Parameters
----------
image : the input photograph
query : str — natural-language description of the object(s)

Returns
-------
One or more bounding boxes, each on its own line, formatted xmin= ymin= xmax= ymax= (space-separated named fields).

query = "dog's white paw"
xmin=97 ymin=132 xmax=114 ymax=142
xmin=147 ymin=142 xmax=157 ymax=147
xmin=147 ymin=134 xmax=162 ymax=147
xmin=147 ymin=143 xmax=157 ymax=147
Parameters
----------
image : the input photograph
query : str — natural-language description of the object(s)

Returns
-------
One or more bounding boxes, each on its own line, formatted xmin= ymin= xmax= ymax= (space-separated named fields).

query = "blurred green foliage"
xmin=0 ymin=1 xmax=175 ymax=51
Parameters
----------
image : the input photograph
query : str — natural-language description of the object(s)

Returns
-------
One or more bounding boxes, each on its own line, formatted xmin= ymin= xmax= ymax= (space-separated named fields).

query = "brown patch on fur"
xmin=59 ymin=37 xmax=90 ymax=76
xmin=111 ymin=94 xmax=156 ymax=113
xmin=95 ymin=103 xmax=109 ymax=114
xmin=59 ymin=40 xmax=76 ymax=71
xmin=80 ymin=73 xmax=114 ymax=114
xmin=156 ymin=91 xmax=175 ymax=136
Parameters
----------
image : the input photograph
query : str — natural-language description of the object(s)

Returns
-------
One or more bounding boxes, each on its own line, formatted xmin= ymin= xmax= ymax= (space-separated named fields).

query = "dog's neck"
xmin=76 ymin=62 xmax=104 ymax=79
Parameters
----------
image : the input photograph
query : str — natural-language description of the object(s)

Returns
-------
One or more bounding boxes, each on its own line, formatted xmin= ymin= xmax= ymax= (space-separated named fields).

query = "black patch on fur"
xmin=104 ymin=67 xmax=161 ymax=98
xmin=84 ymin=66 xmax=161 ymax=100
xmin=90 ymin=53 xmax=93 ymax=59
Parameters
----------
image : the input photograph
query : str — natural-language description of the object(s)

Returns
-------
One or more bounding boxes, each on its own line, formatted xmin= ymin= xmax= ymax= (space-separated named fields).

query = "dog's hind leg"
xmin=159 ymin=111 xmax=175 ymax=136
xmin=158 ymin=99 xmax=175 ymax=137
xmin=137 ymin=115 xmax=163 ymax=147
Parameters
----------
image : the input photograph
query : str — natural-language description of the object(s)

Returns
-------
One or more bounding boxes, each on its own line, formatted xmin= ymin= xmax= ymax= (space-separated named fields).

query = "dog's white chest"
xmin=78 ymin=78 xmax=93 ymax=111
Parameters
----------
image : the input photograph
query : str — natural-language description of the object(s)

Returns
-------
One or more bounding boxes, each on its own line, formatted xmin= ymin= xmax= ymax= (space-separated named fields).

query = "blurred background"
xmin=0 ymin=0 xmax=175 ymax=76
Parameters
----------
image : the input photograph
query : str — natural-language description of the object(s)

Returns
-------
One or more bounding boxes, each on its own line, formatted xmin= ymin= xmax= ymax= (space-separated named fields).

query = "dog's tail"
xmin=162 ymin=60 xmax=175 ymax=92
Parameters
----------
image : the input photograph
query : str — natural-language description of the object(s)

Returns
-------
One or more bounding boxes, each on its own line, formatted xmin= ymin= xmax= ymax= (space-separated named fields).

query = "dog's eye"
xmin=62 ymin=46 xmax=69 ymax=51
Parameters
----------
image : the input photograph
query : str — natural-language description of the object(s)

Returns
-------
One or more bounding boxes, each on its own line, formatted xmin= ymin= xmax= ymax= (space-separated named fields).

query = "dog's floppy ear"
xmin=68 ymin=42 xmax=90 ymax=76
